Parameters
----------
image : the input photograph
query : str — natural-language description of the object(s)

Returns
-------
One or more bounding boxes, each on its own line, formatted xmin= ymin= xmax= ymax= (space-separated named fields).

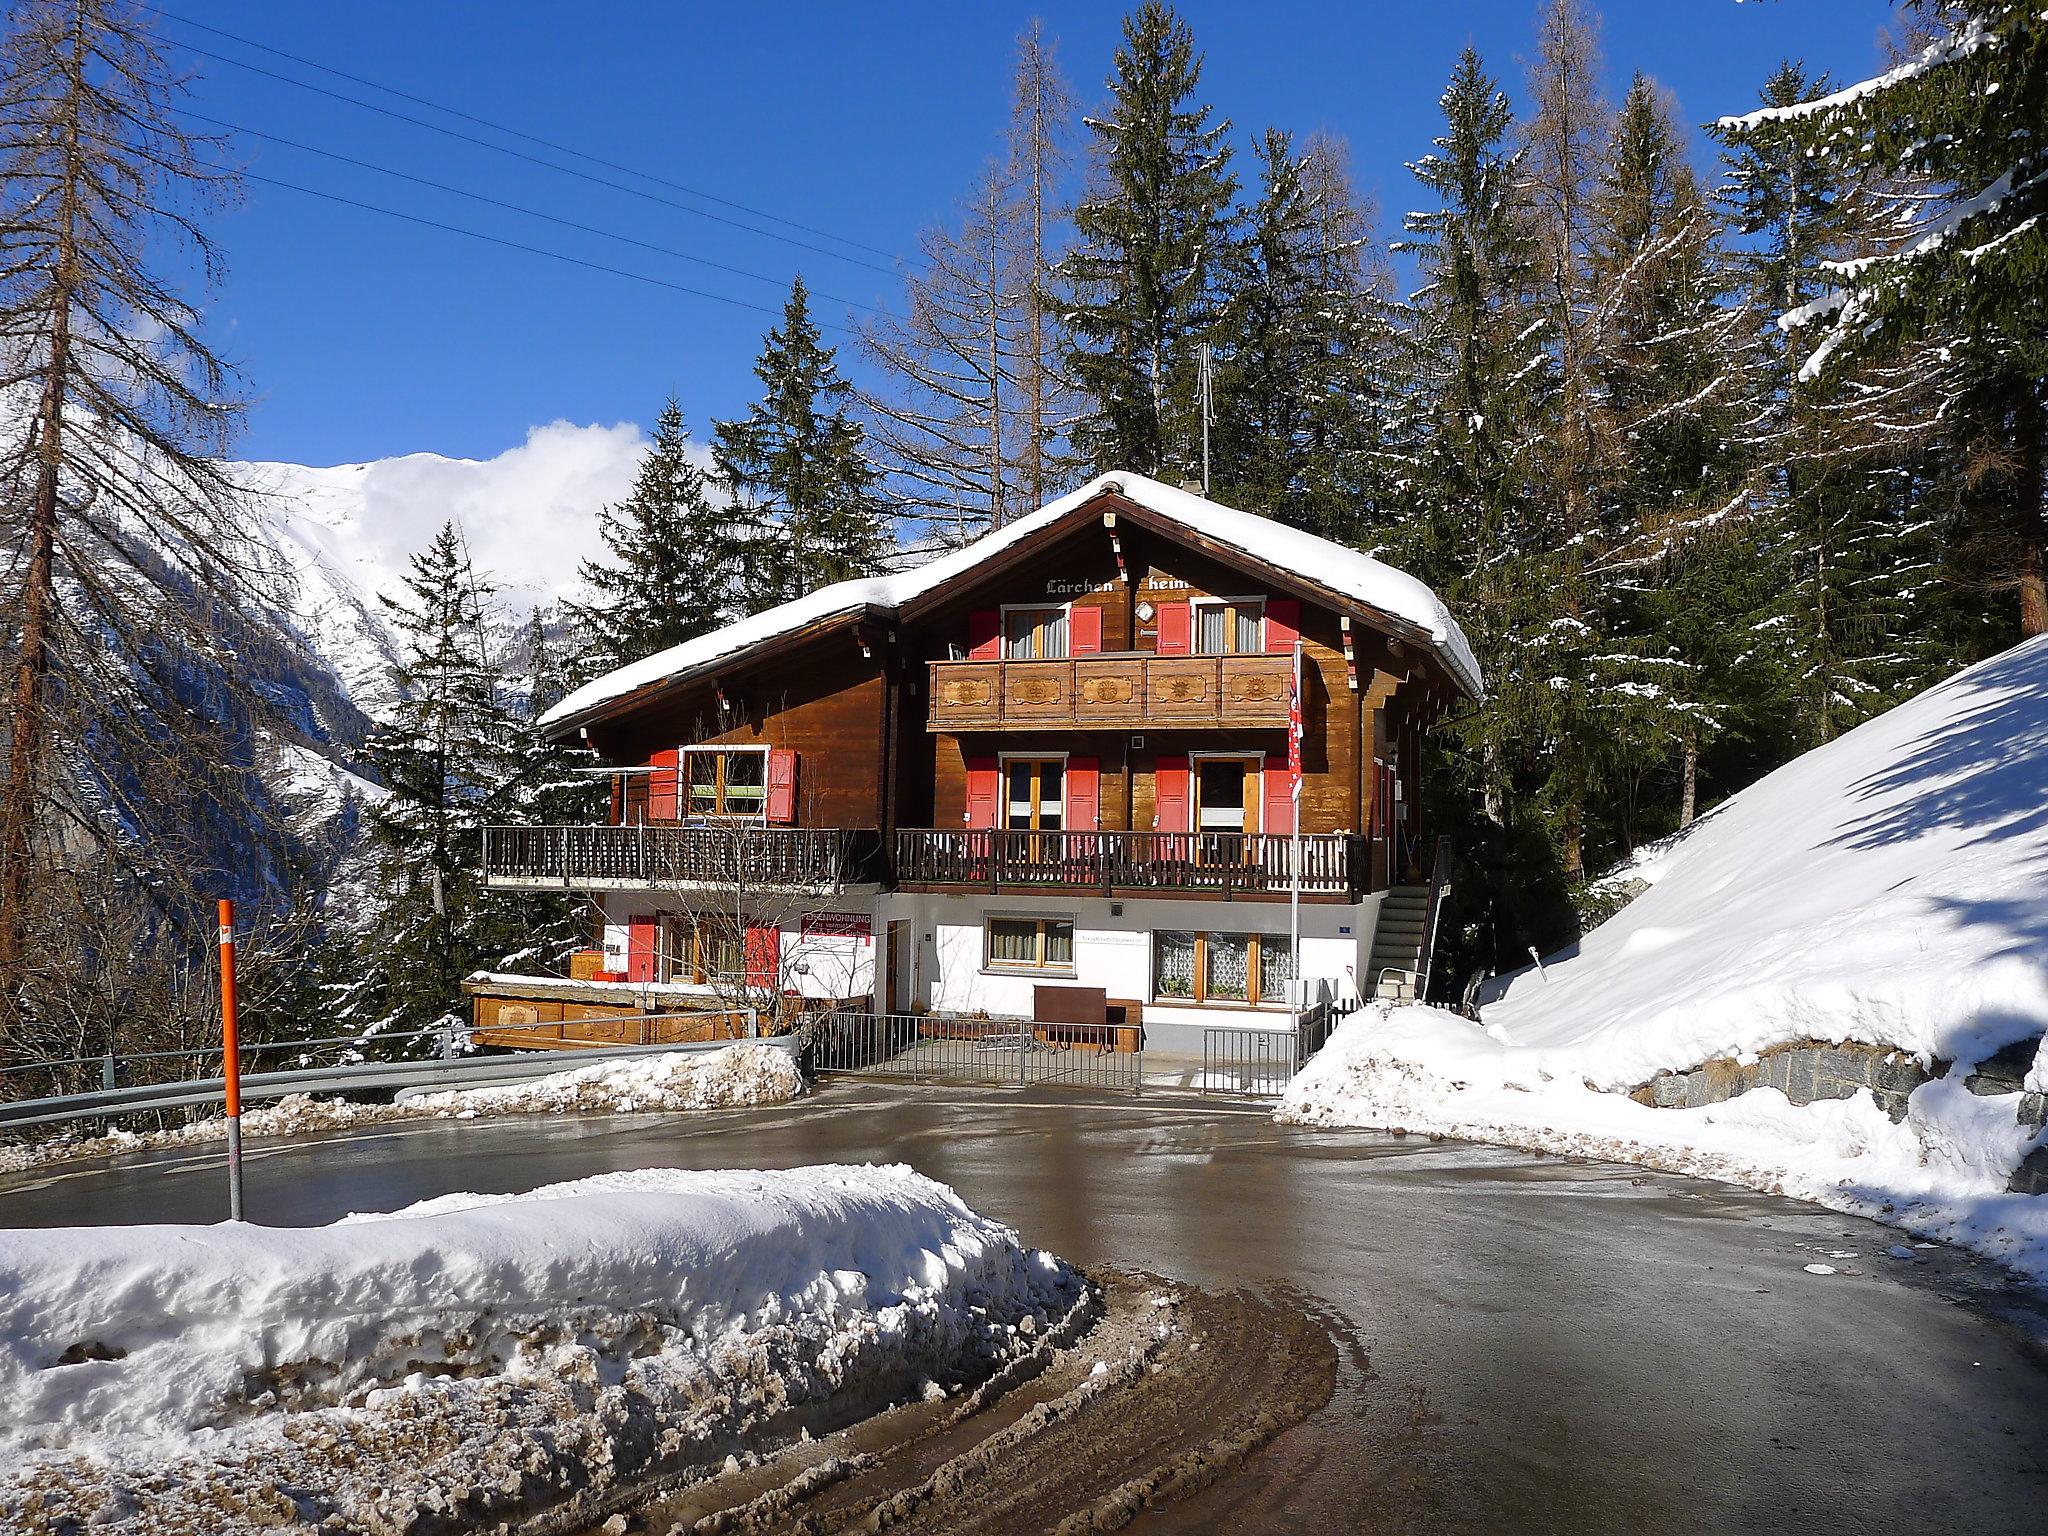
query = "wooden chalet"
xmin=471 ymin=472 xmax=1481 ymax=1054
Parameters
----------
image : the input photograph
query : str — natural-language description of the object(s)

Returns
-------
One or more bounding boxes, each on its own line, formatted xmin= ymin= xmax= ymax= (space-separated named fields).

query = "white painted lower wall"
xmin=591 ymin=887 xmax=1389 ymax=1056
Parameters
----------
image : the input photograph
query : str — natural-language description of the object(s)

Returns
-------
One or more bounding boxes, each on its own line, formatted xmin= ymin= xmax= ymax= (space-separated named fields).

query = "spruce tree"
xmin=573 ymin=399 xmax=732 ymax=668
xmin=1209 ymin=130 xmax=1394 ymax=539
xmin=716 ymin=277 xmax=887 ymax=610
xmin=1060 ymin=1 xmax=1236 ymax=480
xmin=1715 ymin=61 xmax=1961 ymax=750
xmin=355 ymin=524 xmax=528 ymax=1039
xmin=1720 ymin=2 xmax=2046 ymax=635
xmin=1586 ymin=75 xmax=1754 ymax=835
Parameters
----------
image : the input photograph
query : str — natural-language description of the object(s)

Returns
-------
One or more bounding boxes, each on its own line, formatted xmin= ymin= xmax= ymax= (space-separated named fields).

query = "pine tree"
xmin=1719 ymin=2 xmax=2046 ymax=635
xmin=355 ymin=524 xmax=528 ymax=1039
xmin=716 ymin=278 xmax=887 ymax=609
xmin=1060 ymin=1 xmax=1236 ymax=480
xmin=572 ymin=399 xmax=731 ymax=668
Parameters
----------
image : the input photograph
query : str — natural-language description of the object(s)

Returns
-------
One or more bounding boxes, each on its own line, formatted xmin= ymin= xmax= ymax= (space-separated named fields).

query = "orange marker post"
xmin=218 ymin=898 xmax=245 ymax=1222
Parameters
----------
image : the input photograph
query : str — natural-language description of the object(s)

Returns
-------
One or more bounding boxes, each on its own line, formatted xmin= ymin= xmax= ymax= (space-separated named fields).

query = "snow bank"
xmin=1482 ymin=636 xmax=2048 ymax=1086
xmin=406 ymin=1040 xmax=803 ymax=1115
xmin=542 ymin=469 xmax=1482 ymax=729
xmin=1280 ymin=1006 xmax=2048 ymax=1282
xmin=0 ymin=1165 xmax=1078 ymax=1532
xmin=0 ymin=1043 xmax=802 ymax=1179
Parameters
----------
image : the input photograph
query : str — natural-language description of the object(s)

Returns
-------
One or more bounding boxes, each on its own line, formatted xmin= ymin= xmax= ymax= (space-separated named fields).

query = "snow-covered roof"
xmin=541 ymin=471 xmax=1483 ymax=731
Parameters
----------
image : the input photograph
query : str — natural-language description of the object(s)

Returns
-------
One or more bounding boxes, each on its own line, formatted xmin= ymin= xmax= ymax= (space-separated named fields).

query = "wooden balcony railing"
xmin=482 ymin=824 xmax=882 ymax=891
xmin=928 ymin=651 xmax=1292 ymax=732
xmin=892 ymin=828 xmax=1363 ymax=899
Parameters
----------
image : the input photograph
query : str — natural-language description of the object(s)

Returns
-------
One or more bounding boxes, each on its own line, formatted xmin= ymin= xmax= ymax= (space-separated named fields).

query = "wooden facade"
xmin=507 ymin=487 xmax=1468 ymax=902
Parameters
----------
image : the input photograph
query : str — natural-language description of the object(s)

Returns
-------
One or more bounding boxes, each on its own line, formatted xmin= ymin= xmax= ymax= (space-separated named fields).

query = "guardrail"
xmin=0 ymin=1031 xmax=801 ymax=1133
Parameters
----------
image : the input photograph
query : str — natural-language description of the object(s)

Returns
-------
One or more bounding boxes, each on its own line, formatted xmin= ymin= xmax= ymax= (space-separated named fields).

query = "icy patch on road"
xmin=0 ymin=1164 xmax=1079 ymax=1533
xmin=0 ymin=1043 xmax=802 ymax=1178
xmin=1279 ymin=1006 xmax=2048 ymax=1283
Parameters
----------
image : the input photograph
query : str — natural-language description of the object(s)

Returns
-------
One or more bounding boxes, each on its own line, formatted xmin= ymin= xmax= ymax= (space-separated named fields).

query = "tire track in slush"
xmin=588 ymin=1272 xmax=1338 ymax=1536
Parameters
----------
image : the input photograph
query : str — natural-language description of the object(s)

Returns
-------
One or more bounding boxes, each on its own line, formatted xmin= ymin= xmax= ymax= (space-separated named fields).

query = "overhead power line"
xmin=238 ymin=169 xmax=860 ymax=334
xmin=186 ymin=109 xmax=896 ymax=320
xmin=147 ymin=7 xmax=909 ymax=280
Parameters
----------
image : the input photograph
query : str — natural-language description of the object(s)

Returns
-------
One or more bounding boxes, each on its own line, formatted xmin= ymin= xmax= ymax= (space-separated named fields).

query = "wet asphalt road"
xmin=3 ymin=1082 xmax=2045 ymax=1534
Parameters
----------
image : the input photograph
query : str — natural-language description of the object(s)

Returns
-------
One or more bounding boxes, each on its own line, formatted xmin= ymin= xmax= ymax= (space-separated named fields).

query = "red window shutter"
xmin=1262 ymin=757 xmax=1296 ymax=835
xmin=1265 ymin=598 xmax=1300 ymax=655
xmin=1155 ymin=600 xmax=1191 ymax=656
xmin=964 ymin=756 xmax=999 ymax=828
xmin=745 ymin=923 xmax=781 ymax=989
xmin=1070 ymin=604 xmax=1104 ymax=656
xmin=765 ymin=748 xmax=798 ymax=823
xmin=1154 ymin=755 xmax=1190 ymax=833
xmin=649 ymin=749 xmax=679 ymax=820
xmin=1066 ymin=757 xmax=1100 ymax=831
xmin=627 ymin=915 xmax=658 ymax=983
xmin=609 ymin=772 xmax=623 ymax=825
xmin=968 ymin=609 xmax=1001 ymax=659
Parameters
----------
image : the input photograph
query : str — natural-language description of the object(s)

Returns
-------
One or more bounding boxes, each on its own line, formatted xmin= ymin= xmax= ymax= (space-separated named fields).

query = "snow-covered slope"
xmin=1480 ymin=634 xmax=2048 ymax=1085
xmin=1280 ymin=640 xmax=2048 ymax=1281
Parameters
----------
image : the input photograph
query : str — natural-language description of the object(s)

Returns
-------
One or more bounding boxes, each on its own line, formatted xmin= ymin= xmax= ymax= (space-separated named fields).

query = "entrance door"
xmin=887 ymin=919 xmax=910 ymax=1015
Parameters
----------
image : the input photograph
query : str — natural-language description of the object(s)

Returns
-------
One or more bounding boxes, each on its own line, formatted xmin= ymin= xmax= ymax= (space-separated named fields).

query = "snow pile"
xmin=0 ymin=1165 xmax=1079 ymax=1532
xmin=407 ymin=1041 xmax=803 ymax=1115
xmin=1483 ymin=636 xmax=2048 ymax=1086
xmin=0 ymin=1044 xmax=803 ymax=1179
xmin=1281 ymin=640 xmax=2048 ymax=1282
xmin=543 ymin=469 xmax=1483 ymax=730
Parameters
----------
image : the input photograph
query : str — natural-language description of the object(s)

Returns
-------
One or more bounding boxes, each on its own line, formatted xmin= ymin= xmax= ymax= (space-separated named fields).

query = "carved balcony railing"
xmin=927 ymin=651 xmax=1292 ymax=732
xmin=892 ymin=828 xmax=1364 ymax=900
xmin=482 ymin=824 xmax=883 ymax=892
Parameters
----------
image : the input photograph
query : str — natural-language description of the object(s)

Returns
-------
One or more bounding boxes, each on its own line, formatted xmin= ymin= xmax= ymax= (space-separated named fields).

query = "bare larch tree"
xmin=0 ymin=0 xmax=263 ymax=1073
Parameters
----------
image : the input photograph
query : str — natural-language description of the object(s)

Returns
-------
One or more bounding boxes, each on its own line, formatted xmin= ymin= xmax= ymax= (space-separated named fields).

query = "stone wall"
xmin=1629 ymin=1036 xmax=2048 ymax=1196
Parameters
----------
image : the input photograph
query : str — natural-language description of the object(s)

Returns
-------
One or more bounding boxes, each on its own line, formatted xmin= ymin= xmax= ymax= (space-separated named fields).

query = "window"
xmin=663 ymin=916 xmax=745 ymax=982
xmin=986 ymin=915 xmax=1075 ymax=973
xmin=1004 ymin=605 xmax=1069 ymax=659
xmin=1154 ymin=930 xmax=1292 ymax=1005
xmin=682 ymin=747 xmax=768 ymax=818
xmin=1194 ymin=597 xmax=1264 ymax=655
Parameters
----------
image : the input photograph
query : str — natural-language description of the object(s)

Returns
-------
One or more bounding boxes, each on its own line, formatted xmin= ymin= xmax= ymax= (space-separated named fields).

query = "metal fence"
xmin=1199 ymin=1001 xmax=1342 ymax=1098
xmin=805 ymin=1010 xmax=1143 ymax=1094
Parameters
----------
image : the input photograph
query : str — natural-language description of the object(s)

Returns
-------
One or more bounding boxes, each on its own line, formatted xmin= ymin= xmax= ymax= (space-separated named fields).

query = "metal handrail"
xmin=892 ymin=828 xmax=1361 ymax=898
xmin=1416 ymin=836 xmax=1453 ymax=1004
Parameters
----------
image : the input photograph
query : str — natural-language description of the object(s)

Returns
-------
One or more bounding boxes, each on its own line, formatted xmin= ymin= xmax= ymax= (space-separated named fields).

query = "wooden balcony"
xmin=928 ymin=651 xmax=1292 ymax=732
xmin=482 ymin=824 xmax=884 ymax=892
xmin=893 ymin=829 xmax=1364 ymax=901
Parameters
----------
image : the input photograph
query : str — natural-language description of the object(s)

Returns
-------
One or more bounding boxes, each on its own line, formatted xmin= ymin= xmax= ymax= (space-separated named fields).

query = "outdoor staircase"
xmin=1367 ymin=884 xmax=1431 ymax=1003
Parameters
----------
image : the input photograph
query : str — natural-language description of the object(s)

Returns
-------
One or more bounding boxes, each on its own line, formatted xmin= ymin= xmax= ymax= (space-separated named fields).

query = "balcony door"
xmin=1005 ymin=756 xmax=1064 ymax=867
xmin=1194 ymin=755 xmax=1260 ymax=864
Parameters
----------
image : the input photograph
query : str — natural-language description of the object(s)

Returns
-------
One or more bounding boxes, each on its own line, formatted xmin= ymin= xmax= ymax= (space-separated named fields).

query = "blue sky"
xmin=170 ymin=1 xmax=1899 ymax=468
